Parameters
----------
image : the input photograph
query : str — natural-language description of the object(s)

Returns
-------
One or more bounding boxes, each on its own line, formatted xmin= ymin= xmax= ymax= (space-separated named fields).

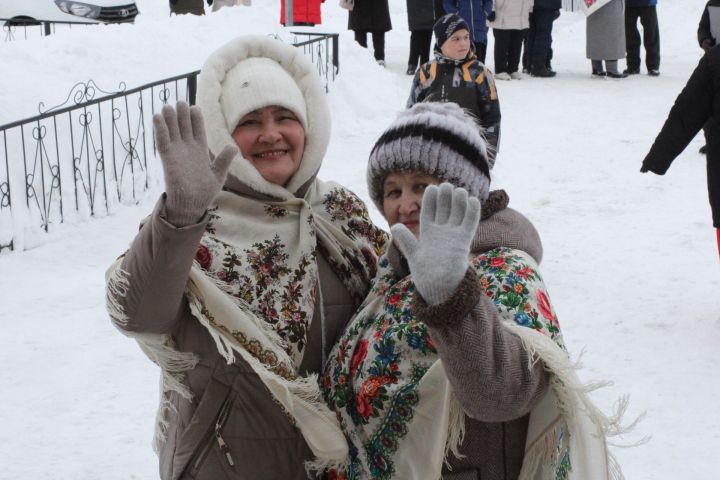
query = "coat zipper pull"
xmin=215 ymin=427 xmax=235 ymax=467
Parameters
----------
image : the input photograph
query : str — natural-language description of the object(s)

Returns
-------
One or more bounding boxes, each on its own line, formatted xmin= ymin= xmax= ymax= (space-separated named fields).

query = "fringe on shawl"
xmin=507 ymin=324 xmax=647 ymax=480
xmin=106 ymin=264 xmax=130 ymax=328
xmin=444 ymin=390 xmax=467 ymax=468
xmin=194 ymin=266 xmax=294 ymax=362
xmin=305 ymin=457 xmax=351 ymax=479
xmin=184 ymin=273 xmax=348 ymax=467
xmin=106 ymin=262 xmax=199 ymax=452
xmin=136 ymin=334 xmax=199 ymax=451
xmin=108 ymin=260 xmax=345 ymax=464
xmin=197 ymin=311 xmax=348 ymax=469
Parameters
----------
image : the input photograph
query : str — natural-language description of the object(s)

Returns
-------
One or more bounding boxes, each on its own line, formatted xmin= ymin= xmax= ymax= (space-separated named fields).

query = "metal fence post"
xmin=188 ymin=74 xmax=198 ymax=106
xmin=332 ymin=33 xmax=339 ymax=75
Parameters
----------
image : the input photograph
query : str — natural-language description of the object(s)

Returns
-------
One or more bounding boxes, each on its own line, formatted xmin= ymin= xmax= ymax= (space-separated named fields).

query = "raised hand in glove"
xmin=487 ymin=11 xmax=496 ymax=22
xmin=153 ymin=101 xmax=238 ymax=227
xmin=391 ymin=183 xmax=481 ymax=306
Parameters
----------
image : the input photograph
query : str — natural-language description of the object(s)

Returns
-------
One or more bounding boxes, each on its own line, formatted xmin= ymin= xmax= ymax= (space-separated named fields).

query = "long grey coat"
xmin=586 ymin=0 xmax=626 ymax=60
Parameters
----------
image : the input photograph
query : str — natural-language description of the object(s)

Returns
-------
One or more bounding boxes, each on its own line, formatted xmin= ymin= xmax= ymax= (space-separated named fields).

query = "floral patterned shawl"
xmin=322 ymin=247 xmax=624 ymax=480
xmin=176 ymin=179 xmax=385 ymax=468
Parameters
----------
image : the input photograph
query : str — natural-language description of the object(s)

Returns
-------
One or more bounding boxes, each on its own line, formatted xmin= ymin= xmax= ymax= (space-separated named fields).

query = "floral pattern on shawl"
xmin=195 ymin=184 xmax=387 ymax=368
xmin=322 ymin=247 xmax=566 ymax=479
xmin=319 ymin=188 xmax=387 ymax=304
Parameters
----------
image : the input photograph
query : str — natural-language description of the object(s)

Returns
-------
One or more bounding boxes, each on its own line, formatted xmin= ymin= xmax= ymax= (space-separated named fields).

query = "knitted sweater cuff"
xmin=414 ymin=268 xmax=482 ymax=329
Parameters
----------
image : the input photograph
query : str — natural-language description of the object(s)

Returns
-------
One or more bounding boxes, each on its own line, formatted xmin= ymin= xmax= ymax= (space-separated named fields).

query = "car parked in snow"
xmin=0 ymin=0 xmax=139 ymax=24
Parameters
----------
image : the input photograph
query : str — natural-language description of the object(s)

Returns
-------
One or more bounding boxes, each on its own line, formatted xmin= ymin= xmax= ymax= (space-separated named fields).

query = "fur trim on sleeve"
xmin=413 ymin=268 xmax=482 ymax=329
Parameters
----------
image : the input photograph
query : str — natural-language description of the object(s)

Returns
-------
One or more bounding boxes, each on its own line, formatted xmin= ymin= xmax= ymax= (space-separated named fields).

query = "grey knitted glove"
xmin=153 ymin=101 xmax=238 ymax=227
xmin=391 ymin=183 xmax=481 ymax=306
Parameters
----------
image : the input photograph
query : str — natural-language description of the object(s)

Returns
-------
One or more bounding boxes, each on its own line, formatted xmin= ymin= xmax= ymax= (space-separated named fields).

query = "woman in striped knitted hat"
xmin=321 ymin=101 xmax=626 ymax=480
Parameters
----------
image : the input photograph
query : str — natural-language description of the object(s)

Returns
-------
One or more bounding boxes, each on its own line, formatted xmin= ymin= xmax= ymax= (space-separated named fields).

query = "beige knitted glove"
xmin=153 ymin=101 xmax=238 ymax=227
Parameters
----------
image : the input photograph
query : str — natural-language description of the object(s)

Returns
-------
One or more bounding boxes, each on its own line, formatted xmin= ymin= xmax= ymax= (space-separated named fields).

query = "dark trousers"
xmin=474 ymin=41 xmax=488 ymax=63
xmin=524 ymin=8 xmax=558 ymax=71
xmin=408 ymin=30 xmax=433 ymax=68
xmin=625 ymin=6 xmax=660 ymax=71
xmin=493 ymin=29 xmax=526 ymax=74
xmin=354 ymin=30 xmax=386 ymax=61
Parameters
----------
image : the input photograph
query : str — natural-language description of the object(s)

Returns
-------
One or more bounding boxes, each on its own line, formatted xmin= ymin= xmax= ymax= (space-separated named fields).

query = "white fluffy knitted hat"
xmin=196 ymin=35 xmax=331 ymax=199
xmin=221 ymin=57 xmax=308 ymax=132
xmin=367 ymin=102 xmax=491 ymax=211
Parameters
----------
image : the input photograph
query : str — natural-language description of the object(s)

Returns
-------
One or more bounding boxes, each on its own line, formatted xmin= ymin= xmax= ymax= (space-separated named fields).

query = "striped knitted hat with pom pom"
xmin=367 ymin=101 xmax=491 ymax=211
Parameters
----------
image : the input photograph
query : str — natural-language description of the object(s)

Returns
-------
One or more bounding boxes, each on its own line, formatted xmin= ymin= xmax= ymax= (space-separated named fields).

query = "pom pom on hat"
xmin=221 ymin=57 xmax=308 ymax=132
xmin=367 ymin=102 xmax=491 ymax=212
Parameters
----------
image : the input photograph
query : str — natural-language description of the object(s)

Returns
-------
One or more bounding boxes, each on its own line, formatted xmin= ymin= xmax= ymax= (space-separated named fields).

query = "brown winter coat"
xmin=112 ymin=196 xmax=360 ymax=479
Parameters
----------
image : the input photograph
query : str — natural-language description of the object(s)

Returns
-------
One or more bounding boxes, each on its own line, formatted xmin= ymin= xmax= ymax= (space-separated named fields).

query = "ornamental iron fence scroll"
xmin=0 ymin=73 xmax=196 ymax=253
xmin=291 ymin=31 xmax=339 ymax=91
xmin=0 ymin=32 xmax=338 ymax=252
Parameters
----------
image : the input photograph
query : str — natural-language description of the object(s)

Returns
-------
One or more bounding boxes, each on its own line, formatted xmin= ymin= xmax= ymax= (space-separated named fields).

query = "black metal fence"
xmin=0 ymin=33 xmax=339 ymax=252
xmin=291 ymin=31 xmax=340 ymax=89
xmin=2 ymin=19 xmax=93 ymax=41
xmin=1 ymin=15 xmax=136 ymax=42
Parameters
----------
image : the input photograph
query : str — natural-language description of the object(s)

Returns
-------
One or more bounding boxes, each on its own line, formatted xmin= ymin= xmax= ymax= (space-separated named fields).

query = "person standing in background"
xmin=443 ymin=0 xmax=494 ymax=63
xmin=407 ymin=13 xmax=501 ymax=166
xmin=349 ymin=0 xmax=392 ymax=66
xmin=698 ymin=0 xmax=720 ymax=52
xmin=587 ymin=0 xmax=628 ymax=78
xmin=169 ymin=0 xmax=209 ymax=15
xmin=489 ymin=0 xmax=532 ymax=80
xmin=641 ymin=46 xmax=720 ymax=257
xmin=624 ymin=0 xmax=660 ymax=75
xmin=406 ymin=0 xmax=437 ymax=75
xmin=524 ymin=0 xmax=561 ymax=77
xmin=697 ymin=0 xmax=720 ymax=154
xmin=212 ymin=0 xmax=235 ymax=12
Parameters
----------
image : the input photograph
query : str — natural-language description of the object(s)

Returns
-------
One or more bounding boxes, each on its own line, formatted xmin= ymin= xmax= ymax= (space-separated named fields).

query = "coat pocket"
xmin=184 ymin=394 xmax=237 ymax=477
xmin=173 ymin=377 xmax=233 ymax=480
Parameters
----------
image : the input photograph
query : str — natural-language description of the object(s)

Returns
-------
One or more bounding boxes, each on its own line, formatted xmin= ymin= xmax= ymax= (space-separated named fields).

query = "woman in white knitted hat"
xmin=321 ymin=102 xmax=627 ymax=480
xmin=105 ymin=35 xmax=386 ymax=479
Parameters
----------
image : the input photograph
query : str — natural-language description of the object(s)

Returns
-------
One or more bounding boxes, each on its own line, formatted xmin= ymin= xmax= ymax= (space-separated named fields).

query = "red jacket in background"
xmin=280 ymin=0 xmax=322 ymax=25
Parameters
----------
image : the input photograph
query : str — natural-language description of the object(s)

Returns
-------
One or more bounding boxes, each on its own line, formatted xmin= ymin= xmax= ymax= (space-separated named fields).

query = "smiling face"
xmin=231 ymin=106 xmax=306 ymax=187
xmin=382 ymin=172 xmax=441 ymax=238
xmin=440 ymin=28 xmax=471 ymax=61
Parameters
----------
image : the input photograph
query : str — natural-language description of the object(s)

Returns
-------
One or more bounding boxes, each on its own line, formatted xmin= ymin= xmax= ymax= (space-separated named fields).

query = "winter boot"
xmin=606 ymin=60 xmax=627 ymax=78
xmin=530 ymin=67 xmax=556 ymax=78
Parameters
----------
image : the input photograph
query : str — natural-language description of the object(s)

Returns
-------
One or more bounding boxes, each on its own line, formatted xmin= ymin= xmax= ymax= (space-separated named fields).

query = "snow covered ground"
xmin=1 ymin=0 xmax=719 ymax=478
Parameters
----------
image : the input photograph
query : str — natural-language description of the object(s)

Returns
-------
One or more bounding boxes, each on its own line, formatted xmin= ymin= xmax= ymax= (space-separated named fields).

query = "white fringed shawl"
xmin=107 ymin=179 xmax=386 ymax=469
